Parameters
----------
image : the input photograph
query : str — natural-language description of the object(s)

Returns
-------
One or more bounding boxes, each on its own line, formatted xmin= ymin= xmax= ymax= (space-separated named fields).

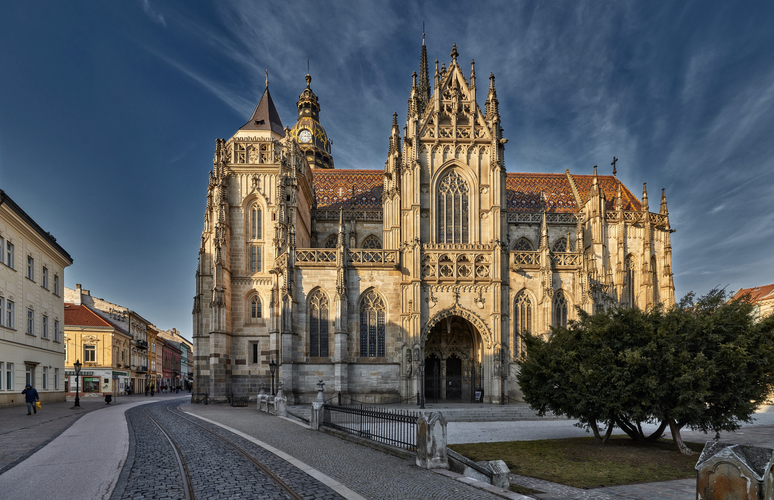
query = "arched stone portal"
xmin=423 ymin=316 xmax=483 ymax=402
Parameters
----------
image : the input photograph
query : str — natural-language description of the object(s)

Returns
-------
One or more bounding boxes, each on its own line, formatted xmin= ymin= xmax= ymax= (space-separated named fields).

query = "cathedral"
xmin=193 ymin=39 xmax=675 ymax=404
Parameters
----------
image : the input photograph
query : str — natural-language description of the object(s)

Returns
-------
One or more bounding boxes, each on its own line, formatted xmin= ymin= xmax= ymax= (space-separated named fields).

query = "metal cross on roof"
xmin=611 ymin=156 xmax=618 ymax=176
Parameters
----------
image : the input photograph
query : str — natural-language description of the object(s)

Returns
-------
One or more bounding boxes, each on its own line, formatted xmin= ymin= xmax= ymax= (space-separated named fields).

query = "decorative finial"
xmin=593 ymin=164 xmax=598 ymax=176
xmin=489 ymin=72 xmax=495 ymax=89
xmin=422 ymin=22 xmax=425 ymax=46
xmin=451 ymin=43 xmax=458 ymax=64
xmin=611 ymin=156 xmax=618 ymax=176
xmin=305 ymin=73 xmax=311 ymax=88
xmin=392 ymin=112 xmax=398 ymax=127
xmin=412 ymin=71 xmax=417 ymax=87
xmin=265 ymin=69 xmax=269 ymax=89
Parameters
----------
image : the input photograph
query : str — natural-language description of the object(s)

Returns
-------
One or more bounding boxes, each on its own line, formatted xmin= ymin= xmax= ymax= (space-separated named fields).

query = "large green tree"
xmin=517 ymin=289 xmax=774 ymax=454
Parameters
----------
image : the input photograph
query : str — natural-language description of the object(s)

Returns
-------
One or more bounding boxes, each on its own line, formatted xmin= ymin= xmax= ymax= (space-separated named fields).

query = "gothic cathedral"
xmin=193 ymin=40 xmax=675 ymax=404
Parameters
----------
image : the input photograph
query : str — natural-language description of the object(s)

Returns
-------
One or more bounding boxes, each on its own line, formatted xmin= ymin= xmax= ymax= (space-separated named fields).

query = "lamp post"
xmin=73 ymin=359 xmax=82 ymax=409
xmin=269 ymin=359 xmax=277 ymax=396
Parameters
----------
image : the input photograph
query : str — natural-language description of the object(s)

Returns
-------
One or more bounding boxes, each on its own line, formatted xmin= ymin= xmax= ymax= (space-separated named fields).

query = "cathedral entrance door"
xmin=446 ymin=355 xmax=462 ymax=400
xmin=425 ymin=355 xmax=441 ymax=403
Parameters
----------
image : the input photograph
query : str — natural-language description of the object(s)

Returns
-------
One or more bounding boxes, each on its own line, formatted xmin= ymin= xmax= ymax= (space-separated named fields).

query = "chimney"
xmin=74 ymin=284 xmax=82 ymax=306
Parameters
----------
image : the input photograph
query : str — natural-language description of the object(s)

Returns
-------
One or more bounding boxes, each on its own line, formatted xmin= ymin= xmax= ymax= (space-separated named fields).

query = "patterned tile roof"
xmin=64 ymin=303 xmax=126 ymax=333
xmin=313 ymin=169 xmax=383 ymax=209
xmin=311 ymin=169 xmax=643 ymax=213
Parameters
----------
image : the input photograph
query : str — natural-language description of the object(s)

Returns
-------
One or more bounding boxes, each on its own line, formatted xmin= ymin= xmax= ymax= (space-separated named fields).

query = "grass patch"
xmin=449 ymin=436 xmax=704 ymax=489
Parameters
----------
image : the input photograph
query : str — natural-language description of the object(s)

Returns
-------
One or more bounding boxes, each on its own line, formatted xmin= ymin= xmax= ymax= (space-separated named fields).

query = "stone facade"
xmin=0 ymin=190 xmax=72 ymax=406
xmin=193 ymin=40 xmax=676 ymax=404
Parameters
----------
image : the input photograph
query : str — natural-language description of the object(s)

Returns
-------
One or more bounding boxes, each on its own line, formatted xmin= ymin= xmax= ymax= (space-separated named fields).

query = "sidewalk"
xmin=0 ymin=392 xmax=186 ymax=475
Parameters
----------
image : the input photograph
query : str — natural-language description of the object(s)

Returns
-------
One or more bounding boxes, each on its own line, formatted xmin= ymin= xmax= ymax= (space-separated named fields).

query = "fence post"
xmin=416 ymin=411 xmax=449 ymax=469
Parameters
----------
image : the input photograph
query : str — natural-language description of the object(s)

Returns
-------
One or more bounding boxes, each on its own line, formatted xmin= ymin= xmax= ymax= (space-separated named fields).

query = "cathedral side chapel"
xmin=193 ymin=39 xmax=676 ymax=404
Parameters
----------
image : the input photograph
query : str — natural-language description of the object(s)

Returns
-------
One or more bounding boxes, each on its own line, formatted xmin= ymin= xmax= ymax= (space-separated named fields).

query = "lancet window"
xmin=251 ymin=207 xmax=263 ymax=240
xmin=437 ymin=170 xmax=469 ymax=244
xmin=249 ymin=295 xmax=262 ymax=320
xmin=359 ymin=290 xmax=385 ymax=357
xmin=324 ymin=235 xmax=338 ymax=248
xmin=361 ymin=235 xmax=381 ymax=249
xmin=513 ymin=291 xmax=533 ymax=356
xmin=624 ymin=255 xmax=636 ymax=307
xmin=553 ymin=290 xmax=568 ymax=327
xmin=308 ymin=290 xmax=329 ymax=357
xmin=513 ymin=238 xmax=533 ymax=251
xmin=651 ymin=256 xmax=659 ymax=305
xmin=552 ymin=237 xmax=568 ymax=252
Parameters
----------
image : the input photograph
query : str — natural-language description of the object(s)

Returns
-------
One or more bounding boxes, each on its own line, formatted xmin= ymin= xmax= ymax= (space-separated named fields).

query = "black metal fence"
xmin=191 ymin=392 xmax=209 ymax=404
xmin=322 ymin=404 xmax=418 ymax=451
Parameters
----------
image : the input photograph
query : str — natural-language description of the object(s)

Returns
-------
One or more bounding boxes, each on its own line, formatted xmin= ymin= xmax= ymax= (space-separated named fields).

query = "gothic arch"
xmin=361 ymin=235 xmax=381 ymax=249
xmin=430 ymin=161 xmax=479 ymax=245
xmin=552 ymin=288 xmax=571 ymax=327
xmin=512 ymin=288 xmax=535 ymax=356
xmin=323 ymin=234 xmax=337 ymax=248
xmin=307 ymin=287 xmax=330 ymax=358
xmin=552 ymin=237 xmax=568 ymax=252
xmin=512 ymin=237 xmax=534 ymax=251
xmin=244 ymin=290 xmax=264 ymax=323
xmin=358 ymin=288 xmax=387 ymax=357
xmin=624 ymin=254 xmax=637 ymax=307
xmin=421 ymin=304 xmax=493 ymax=349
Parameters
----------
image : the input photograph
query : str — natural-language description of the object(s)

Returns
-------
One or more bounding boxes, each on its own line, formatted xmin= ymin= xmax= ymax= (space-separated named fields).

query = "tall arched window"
xmin=360 ymin=290 xmax=385 ymax=357
xmin=308 ymin=290 xmax=329 ymax=357
xmin=513 ymin=291 xmax=532 ymax=356
xmin=651 ymin=256 xmax=659 ymax=305
xmin=552 ymin=237 xmax=568 ymax=252
xmin=249 ymin=295 xmax=262 ymax=320
xmin=624 ymin=255 xmax=636 ymax=307
xmin=513 ymin=238 xmax=533 ymax=251
xmin=324 ymin=235 xmax=337 ymax=248
xmin=361 ymin=235 xmax=381 ymax=249
xmin=437 ymin=170 xmax=469 ymax=244
xmin=553 ymin=290 xmax=568 ymax=327
xmin=251 ymin=207 xmax=263 ymax=240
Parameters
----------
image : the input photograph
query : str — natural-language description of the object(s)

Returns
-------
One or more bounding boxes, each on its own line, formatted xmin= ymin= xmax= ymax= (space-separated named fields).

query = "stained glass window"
xmin=553 ymin=290 xmax=568 ymax=327
xmin=324 ymin=235 xmax=337 ymax=248
xmin=359 ymin=290 xmax=385 ymax=357
xmin=514 ymin=291 xmax=532 ymax=356
xmin=437 ymin=170 xmax=469 ymax=244
xmin=651 ymin=256 xmax=659 ymax=305
xmin=250 ymin=295 xmax=262 ymax=319
xmin=361 ymin=235 xmax=381 ymax=249
xmin=309 ymin=290 xmax=329 ymax=357
xmin=552 ymin=238 xmax=568 ymax=252
xmin=624 ymin=256 xmax=636 ymax=307
xmin=513 ymin=238 xmax=533 ymax=251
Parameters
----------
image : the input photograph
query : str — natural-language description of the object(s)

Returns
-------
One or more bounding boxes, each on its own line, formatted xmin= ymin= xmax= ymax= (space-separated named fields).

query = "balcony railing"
xmin=136 ymin=340 xmax=148 ymax=349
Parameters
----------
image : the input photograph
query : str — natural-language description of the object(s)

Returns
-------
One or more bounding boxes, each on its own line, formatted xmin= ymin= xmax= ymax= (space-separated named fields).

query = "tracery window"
xmin=553 ymin=290 xmax=568 ymax=328
xmin=324 ymin=235 xmax=338 ymax=248
xmin=624 ymin=255 xmax=636 ymax=307
xmin=651 ymin=256 xmax=659 ymax=305
xmin=251 ymin=207 xmax=263 ymax=240
xmin=552 ymin=237 xmax=568 ymax=252
xmin=359 ymin=290 xmax=385 ymax=357
xmin=249 ymin=295 xmax=262 ymax=320
xmin=437 ymin=170 xmax=469 ymax=244
xmin=308 ymin=290 xmax=329 ymax=357
xmin=513 ymin=238 xmax=533 ymax=251
xmin=361 ymin=235 xmax=381 ymax=249
xmin=513 ymin=291 xmax=533 ymax=356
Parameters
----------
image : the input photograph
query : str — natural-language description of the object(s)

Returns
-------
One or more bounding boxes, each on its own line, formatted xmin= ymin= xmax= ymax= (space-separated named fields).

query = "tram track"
xmin=142 ymin=406 xmax=194 ymax=500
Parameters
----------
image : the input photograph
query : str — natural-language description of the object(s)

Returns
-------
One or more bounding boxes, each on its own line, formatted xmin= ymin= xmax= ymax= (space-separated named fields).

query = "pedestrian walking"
xmin=22 ymin=384 xmax=39 ymax=415
xmin=145 ymin=384 xmax=149 ymax=396
xmin=150 ymin=386 xmax=155 ymax=396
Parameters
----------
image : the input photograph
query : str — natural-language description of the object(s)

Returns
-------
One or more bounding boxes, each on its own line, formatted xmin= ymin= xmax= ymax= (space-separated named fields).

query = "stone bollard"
xmin=487 ymin=460 xmax=510 ymax=489
xmin=416 ymin=412 xmax=449 ymax=469
xmin=257 ymin=383 xmax=266 ymax=411
xmin=310 ymin=380 xmax=326 ymax=430
xmin=274 ymin=382 xmax=288 ymax=417
xmin=695 ymin=442 xmax=774 ymax=500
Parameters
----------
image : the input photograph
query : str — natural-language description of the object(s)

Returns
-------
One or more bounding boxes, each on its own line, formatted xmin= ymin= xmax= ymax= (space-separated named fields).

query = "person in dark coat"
xmin=22 ymin=384 xmax=39 ymax=415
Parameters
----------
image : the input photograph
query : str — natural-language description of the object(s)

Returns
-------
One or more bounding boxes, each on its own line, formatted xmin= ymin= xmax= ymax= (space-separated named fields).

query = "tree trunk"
xmin=589 ymin=420 xmax=602 ymax=442
xmin=615 ymin=416 xmax=641 ymax=441
xmin=601 ymin=420 xmax=614 ymax=444
xmin=667 ymin=418 xmax=697 ymax=455
xmin=646 ymin=420 xmax=668 ymax=442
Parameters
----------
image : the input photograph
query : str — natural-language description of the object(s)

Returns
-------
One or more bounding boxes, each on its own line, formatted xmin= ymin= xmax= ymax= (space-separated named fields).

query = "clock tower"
xmin=289 ymin=74 xmax=334 ymax=169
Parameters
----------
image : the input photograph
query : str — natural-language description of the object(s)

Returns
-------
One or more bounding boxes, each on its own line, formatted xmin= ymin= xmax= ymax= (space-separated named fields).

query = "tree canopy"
xmin=517 ymin=289 xmax=774 ymax=454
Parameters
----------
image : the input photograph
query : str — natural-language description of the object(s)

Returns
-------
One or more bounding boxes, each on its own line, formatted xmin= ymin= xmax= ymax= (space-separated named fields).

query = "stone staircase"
xmin=285 ymin=403 xmax=567 ymax=423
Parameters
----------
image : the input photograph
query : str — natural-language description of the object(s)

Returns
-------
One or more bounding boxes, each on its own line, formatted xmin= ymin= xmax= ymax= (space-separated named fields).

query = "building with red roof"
xmin=194 ymin=40 xmax=676 ymax=404
xmin=732 ymin=284 xmax=774 ymax=321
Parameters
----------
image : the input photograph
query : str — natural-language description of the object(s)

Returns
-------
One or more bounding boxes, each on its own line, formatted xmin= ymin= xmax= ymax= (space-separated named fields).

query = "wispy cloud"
xmin=141 ymin=0 xmax=166 ymax=27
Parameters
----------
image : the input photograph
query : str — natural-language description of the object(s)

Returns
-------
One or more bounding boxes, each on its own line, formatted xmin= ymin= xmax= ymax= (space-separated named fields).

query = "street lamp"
xmin=269 ymin=359 xmax=277 ymax=396
xmin=73 ymin=359 xmax=82 ymax=409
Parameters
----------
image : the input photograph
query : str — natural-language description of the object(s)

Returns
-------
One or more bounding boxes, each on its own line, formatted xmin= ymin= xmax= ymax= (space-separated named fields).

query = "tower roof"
xmin=239 ymin=86 xmax=285 ymax=136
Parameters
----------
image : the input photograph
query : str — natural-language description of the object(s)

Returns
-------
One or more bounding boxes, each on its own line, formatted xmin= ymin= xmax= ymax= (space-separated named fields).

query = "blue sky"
xmin=2 ymin=1 xmax=773 ymax=340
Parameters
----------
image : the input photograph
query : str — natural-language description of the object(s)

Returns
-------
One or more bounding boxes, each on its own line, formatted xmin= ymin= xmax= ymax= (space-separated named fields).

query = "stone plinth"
xmin=416 ymin=411 xmax=448 ymax=469
xmin=695 ymin=442 xmax=774 ymax=500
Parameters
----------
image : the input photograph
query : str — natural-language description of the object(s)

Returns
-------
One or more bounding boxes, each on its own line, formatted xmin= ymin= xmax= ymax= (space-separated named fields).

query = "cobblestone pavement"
xmin=112 ymin=400 xmax=346 ymax=500
xmin=183 ymin=403 xmax=509 ymax=500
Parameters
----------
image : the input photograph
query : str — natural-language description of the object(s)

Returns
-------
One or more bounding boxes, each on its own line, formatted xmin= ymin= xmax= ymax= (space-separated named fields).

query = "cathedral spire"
xmin=641 ymin=183 xmax=649 ymax=212
xmin=239 ymin=83 xmax=285 ymax=136
xmin=417 ymin=31 xmax=430 ymax=115
xmin=389 ymin=112 xmax=401 ymax=155
xmin=450 ymin=43 xmax=458 ymax=66
xmin=616 ymin=179 xmax=623 ymax=212
xmin=485 ymin=73 xmax=499 ymax=120
xmin=660 ymin=188 xmax=669 ymax=215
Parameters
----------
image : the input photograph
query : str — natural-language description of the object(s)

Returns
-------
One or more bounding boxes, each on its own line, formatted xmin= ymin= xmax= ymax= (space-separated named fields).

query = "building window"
xmin=43 ymin=366 xmax=48 ymax=389
xmin=64 ymin=342 xmax=67 ymax=362
xmin=624 ymin=255 xmax=636 ymax=307
xmin=83 ymin=377 xmax=99 ymax=393
xmin=651 ymin=256 xmax=659 ymax=305
xmin=42 ymin=267 xmax=49 ymax=289
xmin=250 ymin=295 xmax=262 ymax=320
xmin=42 ymin=315 xmax=48 ymax=339
xmin=54 ymin=368 xmax=59 ymax=389
xmin=513 ymin=238 xmax=533 ymax=251
xmin=0 ymin=362 xmax=3 ymax=390
xmin=250 ymin=246 xmax=262 ymax=273
xmin=6 ymin=241 xmax=14 ymax=269
xmin=27 ymin=308 xmax=34 ymax=335
xmin=26 ymin=365 xmax=34 ymax=386
xmin=309 ymin=290 xmax=329 ymax=357
xmin=6 ymin=363 xmax=14 ymax=390
xmin=27 ymin=256 xmax=34 ymax=281
xmin=251 ymin=207 xmax=263 ymax=240
xmin=251 ymin=342 xmax=259 ymax=364
xmin=84 ymin=345 xmax=96 ymax=362
xmin=553 ymin=290 xmax=568 ymax=328
xmin=0 ymin=297 xmax=3 ymax=327
xmin=54 ymin=320 xmax=60 ymax=342
xmin=514 ymin=291 xmax=533 ymax=356
xmin=359 ymin=290 xmax=385 ymax=357
xmin=552 ymin=238 xmax=568 ymax=252
xmin=6 ymin=300 xmax=14 ymax=329
xmin=361 ymin=235 xmax=381 ymax=249
xmin=54 ymin=274 xmax=59 ymax=295
xmin=323 ymin=235 xmax=337 ymax=248
xmin=437 ymin=170 xmax=470 ymax=244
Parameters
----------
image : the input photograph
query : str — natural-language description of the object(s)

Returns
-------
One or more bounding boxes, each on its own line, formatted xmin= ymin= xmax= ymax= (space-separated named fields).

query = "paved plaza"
xmin=2 ymin=394 xmax=774 ymax=499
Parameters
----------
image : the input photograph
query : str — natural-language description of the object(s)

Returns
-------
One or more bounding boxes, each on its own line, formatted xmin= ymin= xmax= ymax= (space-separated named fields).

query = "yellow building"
xmin=147 ymin=324 xmax=160 ymax=391
xmin=64 ymin=303 xmax=132 ymax=397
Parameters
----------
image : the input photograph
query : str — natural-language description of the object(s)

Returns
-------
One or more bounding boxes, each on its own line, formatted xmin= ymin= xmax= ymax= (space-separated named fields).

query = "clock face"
xmin=299 ymin=129 xmax=312 ymax=143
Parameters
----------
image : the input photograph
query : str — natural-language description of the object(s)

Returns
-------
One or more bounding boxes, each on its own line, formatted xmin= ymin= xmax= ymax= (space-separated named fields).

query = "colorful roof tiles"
xmin=572 ymin=174 xmax=641 ymax=212
xmin=313 ymin=169 xmax=383 ymax=209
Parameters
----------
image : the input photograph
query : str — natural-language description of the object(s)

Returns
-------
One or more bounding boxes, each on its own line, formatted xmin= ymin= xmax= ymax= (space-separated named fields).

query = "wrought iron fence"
xmin=321 ymin=404 xmax=418 ymax=451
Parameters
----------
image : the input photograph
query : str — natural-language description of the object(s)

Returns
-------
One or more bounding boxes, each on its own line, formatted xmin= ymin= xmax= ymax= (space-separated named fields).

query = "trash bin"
xmin=105 ymin=394 xmax=113 ymax=404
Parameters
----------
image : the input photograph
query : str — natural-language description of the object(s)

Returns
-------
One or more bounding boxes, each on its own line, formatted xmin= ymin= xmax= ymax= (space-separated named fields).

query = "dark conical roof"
xmin=240 ymin=87 xmax=285 ymax=136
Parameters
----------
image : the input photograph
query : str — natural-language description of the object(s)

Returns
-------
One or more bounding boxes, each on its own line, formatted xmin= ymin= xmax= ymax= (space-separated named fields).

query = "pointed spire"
xmin=389 ymin=112 xmax=401 ymax=156
xmin=337 ymin=208 xmax=345 ymax=248
xmin=417 ymin=31 xmax=430 ymax=114
xmin=265 ymin=69 xmax=269 ymax=89
xmin=451 ymin=43 xmax=458 ymax=65
xmin=485 ymin=73 xmax=499 ymax=119
xmin=616 ymin=179 xmax=623 ymax=212
xmin=434 ymin=58 xmax=440 ymax=92
xmin=296 ymin=72 xmax=320 ymax=121
xmin=540 ymin=208 xmax=549 ymax=250
xmin=660 ymin=188 xmax=669 ymax=215
xmin=470 ymin=60 xmax=476 ymax=88
xmin=240 ymin=85 xmax=285 ymax=136
xmin=642 ymin=183 xmax=649 ymax=211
